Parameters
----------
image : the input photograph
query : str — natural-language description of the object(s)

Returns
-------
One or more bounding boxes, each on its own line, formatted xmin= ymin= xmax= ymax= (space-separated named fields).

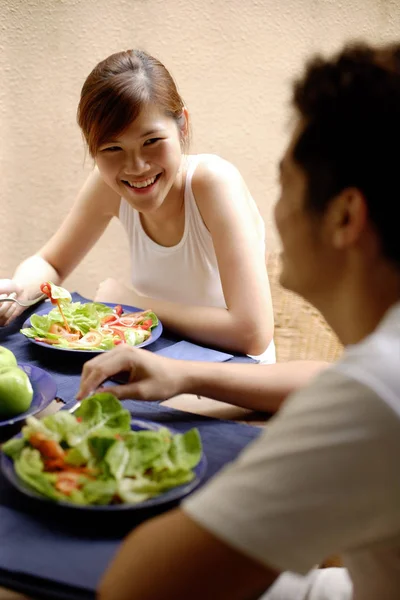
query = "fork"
xmin=0 ymin=293 xmax=47 ymax=307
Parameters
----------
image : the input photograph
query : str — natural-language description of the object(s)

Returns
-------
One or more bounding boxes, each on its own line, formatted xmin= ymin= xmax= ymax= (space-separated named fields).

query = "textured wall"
xmin=1 ymin=0 xmax=400 ymax=297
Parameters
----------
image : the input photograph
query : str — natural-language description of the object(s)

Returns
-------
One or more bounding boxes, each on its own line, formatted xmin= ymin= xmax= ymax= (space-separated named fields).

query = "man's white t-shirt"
xmin=183 ymin=302 xmax=400 ymax=599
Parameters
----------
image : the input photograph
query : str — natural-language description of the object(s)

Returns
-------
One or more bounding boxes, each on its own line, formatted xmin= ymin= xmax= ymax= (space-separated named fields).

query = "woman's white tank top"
xmin=119 ymin=154 xmax=276 ymax=363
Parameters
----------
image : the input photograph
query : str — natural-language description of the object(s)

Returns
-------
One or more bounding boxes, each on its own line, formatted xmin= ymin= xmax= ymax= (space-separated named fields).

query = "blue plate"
xmin=21 ymin=301 xmax=163 ymax=355
xmin=0 ymin=364 xmax=57 ymax=427
xmin=1 ymin=418 xmax=207 ymax=511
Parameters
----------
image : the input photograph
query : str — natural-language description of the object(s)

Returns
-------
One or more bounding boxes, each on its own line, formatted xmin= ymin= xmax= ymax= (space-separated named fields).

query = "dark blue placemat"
xmin=0 ymin=401 xmax=262 ymax=600
xmin=156 ymin=340 xmax=234 ymax=362
xmin=0 ymin=293 xmax=256 ymax=405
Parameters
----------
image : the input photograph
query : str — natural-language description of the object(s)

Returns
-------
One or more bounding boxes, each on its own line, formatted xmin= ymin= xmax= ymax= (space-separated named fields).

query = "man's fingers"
xmin=95 ymin=384 xmax=143 ymax=400
xmin=78 ymin=348 xmax=137 ymax=399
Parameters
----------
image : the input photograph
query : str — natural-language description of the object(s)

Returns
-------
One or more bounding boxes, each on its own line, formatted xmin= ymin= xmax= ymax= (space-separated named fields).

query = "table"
xmin=0 ymin=293 xmax=265 ymax=599
xmin=0 ymin=293 xmax=256 ymax=409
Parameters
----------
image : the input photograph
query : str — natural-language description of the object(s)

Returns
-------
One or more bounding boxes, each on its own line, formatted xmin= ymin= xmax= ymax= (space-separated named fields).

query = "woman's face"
xmin=95 ymin=104 xmax=186 ymax=213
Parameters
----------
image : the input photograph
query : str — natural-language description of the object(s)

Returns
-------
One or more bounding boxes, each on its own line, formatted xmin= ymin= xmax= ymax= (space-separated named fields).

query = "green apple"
xmin=0 ymin=346 xmax=17 ymax=370
xmin=0 ymin=366 xmax=33 ymax=418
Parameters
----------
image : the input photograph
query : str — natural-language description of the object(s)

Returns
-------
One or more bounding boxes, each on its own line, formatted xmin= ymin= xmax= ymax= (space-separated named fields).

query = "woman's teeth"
xmin=124 ymin=175 xmax=158 ymax=189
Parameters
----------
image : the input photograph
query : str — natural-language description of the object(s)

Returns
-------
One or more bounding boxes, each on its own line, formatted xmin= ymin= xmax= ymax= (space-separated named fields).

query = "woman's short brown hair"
xmin=77 ymin=49 xmax=187 ymax=156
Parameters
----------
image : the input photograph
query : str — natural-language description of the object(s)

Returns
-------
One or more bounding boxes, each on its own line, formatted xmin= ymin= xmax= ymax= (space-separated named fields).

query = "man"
xmin=79 ymin=42 xmax=400 ymax=599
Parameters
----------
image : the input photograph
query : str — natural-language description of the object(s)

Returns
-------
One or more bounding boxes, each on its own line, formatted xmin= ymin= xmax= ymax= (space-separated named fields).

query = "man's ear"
xmin=330 ymin=187 xmax=368 ymax=249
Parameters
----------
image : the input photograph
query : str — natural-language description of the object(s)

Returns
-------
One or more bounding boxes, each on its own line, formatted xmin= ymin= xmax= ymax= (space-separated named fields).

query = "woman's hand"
xmin=0 ymin=279 xmax=24 ymax=326
xmin=77 ymin=345 xmax=186 ymax=401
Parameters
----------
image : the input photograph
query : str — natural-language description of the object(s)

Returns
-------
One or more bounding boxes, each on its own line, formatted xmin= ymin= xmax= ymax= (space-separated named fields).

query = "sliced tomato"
xmin=44 ymin=458 xmax=66 ymax=471
xmin=118 ymin=316 xmax=142 ymax=327
xmin=107 ymin=326 xmax=125 ymax=341
xmin=49 ymin=324 xmax=80 ymax=342
xmin=55 ymin=472 xmax=81 ymax=495
xmin=49 ymin=324 xmax=65 ymax=335
xmin=64 ymin=332 xmax=81 ymax=342
xmin=113 ymin=305 xmax=123 ymax=316
xmin=40 ymin=282 xmax=52 ymax=298
xmin=139 ymin=318 xmax=153 ymax=330
xmin=40 ymin=282 xmax=59 ymax=305
xmin=104 ymin=324 xmax=126 ymax=332
xmin=29 ymin=434 xmax=65 ymax=459
xmin=41 ymin=282 xmax=58 ymax=304
xmin=122 ymin=310 xmax=151 ymax=319
xmin=76 ymin=330 xmax=103 ymax=347
xmin=101 ymin=314 xmax=119 ymax=326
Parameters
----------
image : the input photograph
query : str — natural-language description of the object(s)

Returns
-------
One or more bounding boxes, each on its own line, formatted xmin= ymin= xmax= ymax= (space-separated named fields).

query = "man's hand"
xmin=77 ymin=346 xmax=187 ymax=401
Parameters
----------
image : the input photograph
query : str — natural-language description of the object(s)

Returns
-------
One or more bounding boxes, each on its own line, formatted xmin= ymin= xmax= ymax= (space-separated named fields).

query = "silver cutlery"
xmin=0 ymin=293 xmax=47 ymax=308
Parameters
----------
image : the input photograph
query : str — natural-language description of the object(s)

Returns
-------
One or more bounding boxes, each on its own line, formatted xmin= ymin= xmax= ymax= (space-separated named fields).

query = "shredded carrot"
xmin=56 ymin=299 xmax=71 ymax=333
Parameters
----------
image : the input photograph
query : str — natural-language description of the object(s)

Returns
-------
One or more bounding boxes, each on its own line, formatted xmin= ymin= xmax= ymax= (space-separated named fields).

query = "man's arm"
xmin=180 ymin=358 xmax=328 ymax=412
xmin=78 ymin=345 xmax=328 ymax=412
xmin=98 ymin=370 xmax=400 ymax=599
xmin=98 ymin=508 xmax=278 ymax=600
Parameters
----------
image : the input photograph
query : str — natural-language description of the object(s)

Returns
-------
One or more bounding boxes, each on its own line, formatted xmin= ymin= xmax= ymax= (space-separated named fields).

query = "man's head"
xmin=275 ymin=42 xmax=400 ymax=308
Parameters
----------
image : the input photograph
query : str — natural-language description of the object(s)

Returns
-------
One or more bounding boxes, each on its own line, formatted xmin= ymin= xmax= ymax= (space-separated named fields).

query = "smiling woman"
xmin=0 ymin=48 xmax=275 ymax=360
xmin=93 ymin=104 xmax=185 ymax=218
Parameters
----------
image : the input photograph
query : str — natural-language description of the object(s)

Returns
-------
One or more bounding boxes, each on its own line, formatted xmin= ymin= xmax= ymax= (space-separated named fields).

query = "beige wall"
xmin=1 ymin=0 xmax=400 ymax=298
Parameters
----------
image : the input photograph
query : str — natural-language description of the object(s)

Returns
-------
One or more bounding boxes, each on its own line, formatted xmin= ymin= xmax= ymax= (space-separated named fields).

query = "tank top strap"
xmin=184 ymin=154 xmax=203 ymax=189
xmin=184 ymin=155 xmax=203 ymax=208
xmin=183 ymin=154 xmax=211 ymax=236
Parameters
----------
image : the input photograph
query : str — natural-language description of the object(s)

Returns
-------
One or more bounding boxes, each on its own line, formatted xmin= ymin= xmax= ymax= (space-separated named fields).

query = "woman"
xmin=0 ymin=49 xmax=274 ymax=360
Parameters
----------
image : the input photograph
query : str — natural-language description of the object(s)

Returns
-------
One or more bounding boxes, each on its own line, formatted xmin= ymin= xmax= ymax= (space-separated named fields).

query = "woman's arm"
xmin=96 ymin=158 xmax=273 ymax=355
xmin=37 ymin=167 xmax=120 ymax=282
xmin=0 ymin=168 xmax=119 ymax=325
xmin=191 ymin=157 xmax=274 ymax=354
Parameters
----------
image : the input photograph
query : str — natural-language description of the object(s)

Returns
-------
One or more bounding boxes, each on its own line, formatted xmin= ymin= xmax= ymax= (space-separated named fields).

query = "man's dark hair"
xmin=292 ymin=42 xmax=400 ymax=265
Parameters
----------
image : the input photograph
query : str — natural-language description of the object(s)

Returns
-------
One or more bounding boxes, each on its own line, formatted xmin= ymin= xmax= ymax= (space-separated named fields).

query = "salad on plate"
xmin=1 ymin=393 xmax=203 ymax=506
xmin=20 ymin=282 xmax=159 ymax=351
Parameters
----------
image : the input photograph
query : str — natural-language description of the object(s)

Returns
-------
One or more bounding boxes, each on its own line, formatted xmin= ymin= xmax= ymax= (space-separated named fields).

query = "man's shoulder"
xmin=331 ymin=302 xmax=400 ymax=418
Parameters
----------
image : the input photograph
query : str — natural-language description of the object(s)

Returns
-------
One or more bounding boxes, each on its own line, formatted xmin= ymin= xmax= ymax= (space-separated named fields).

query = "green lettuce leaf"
xmin=88 ymin=436 xmax=117 ymax=461
xmin=2 ymin=437 xmax=26 ymax=459
xmin=118 ymin=469 xmax=194 ymax=501
xmin=64 ymin=441 xmax=91 ymax=467
xmin=41 ymin=411 xmax=79 ymax=442
xmin=105 ymin=440 xmax=130 ymax=480
xmin=168 ymin=429 xmax=202 ymax=470
xmin=82 ymin=479 xmax=117 ymax=505
xmin=19 ymin=327 xmax=38 ymax=339
xmin=67 ymin=393 xmax=131 ymax=446
xmin=22 ymin=416 xmax=62 ymax=442
xmin=125 ymin=328 xmax=151 ymax=346
xmin=145 ymin=311 xmax=159 ymax=329
xmin=124 ymin=428 xmax=172 ymax=476
xmin=48 ymin=282 xmax=72 ymax=303
xmin=14 ymin=448 xmax=60 ymax=500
